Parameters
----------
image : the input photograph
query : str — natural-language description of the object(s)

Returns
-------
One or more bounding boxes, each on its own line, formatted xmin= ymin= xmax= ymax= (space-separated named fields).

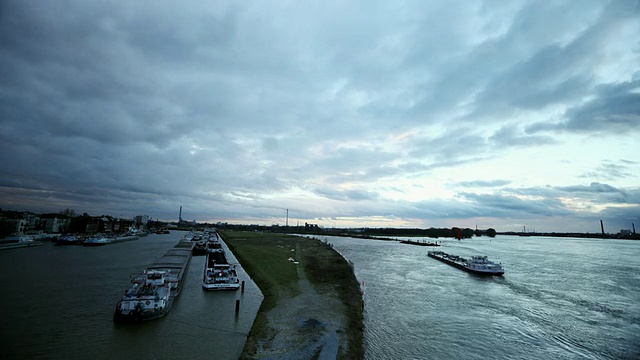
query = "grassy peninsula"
xmin=221 ymin=231 xmax=364 ymax=359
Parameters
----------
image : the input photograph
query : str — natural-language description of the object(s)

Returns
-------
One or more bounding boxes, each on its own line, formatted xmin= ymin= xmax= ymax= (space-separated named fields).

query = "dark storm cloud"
xmin=403 ymin=1 xmax=606 ymax=122
xmin=563 ymin=80 xmax=640 ymax=132
xmin=460 ymin=192 xmax=572 ymax=217
xmin=555 ymin=182 xmax=631 ymax=204
xmin=0 ymin=1 xmax=194 ymax=148
xmin=489 ymin=126 xmax=556 ymax=147
xmin=470 ymin=0 xmax=639 ymax=116
xmin=579 ymin=160 xmax=636 ymax=181
xmin=0 ymin=0 xmax=638 ymax=231
xmin=598 ymin=204 xmax=640 ymax=222
xmin=0 ymin=0 xmax=252 ymax=220
xmin=456 ymin=180 xmax=511 ymax=188
xmin=452 ymin=182 xmax=640 ymax=228
xmin=407 ymin=128 xmax=488 ymax=160
xmin=505 ymin=182 xmax=637 ymax=206
xmin=404 ymin=0 xmax=640 ymax=141
xmin=555 ymin=182 xmax=625 ymax=195
xmin=472 ymin=43 xmax=591 ymax=114
xmin=313 ymin=188 xmax=380 ymax=202
xmin=393 ymin=199 xmax=484 ymax=220
xmin=527 ymin=79 xmax=640 ymax=134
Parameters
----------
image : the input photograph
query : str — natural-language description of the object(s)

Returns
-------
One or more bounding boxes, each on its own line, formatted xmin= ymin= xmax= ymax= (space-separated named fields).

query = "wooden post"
xmin=241 ymin=280 xmax=245 ymax=292
xmin=235 ymin=299 xmax=240 ymax=313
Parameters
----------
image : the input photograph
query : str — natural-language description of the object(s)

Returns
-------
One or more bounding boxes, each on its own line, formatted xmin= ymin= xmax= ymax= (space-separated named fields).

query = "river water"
xmin=0 ymin=232 xmax=262 ymax=360
xmin=3 ymin=233 xmax=639 ymax=359
xmin=311 ymin=235 xmax=640 ymax=360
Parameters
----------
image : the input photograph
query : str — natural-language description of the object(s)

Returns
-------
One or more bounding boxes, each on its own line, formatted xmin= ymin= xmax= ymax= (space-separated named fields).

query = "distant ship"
xmin=82 ymin=235 xmax=110 ymax=246
xmin=428 ymin=251 xmax=505 ymax=276
xmin=55 ymin=234 xmax=80 ymax=245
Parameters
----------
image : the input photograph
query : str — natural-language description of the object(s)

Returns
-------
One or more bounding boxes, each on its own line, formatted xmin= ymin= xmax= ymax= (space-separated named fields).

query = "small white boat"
xmin=202 ymin=263 xmax=240 ymax=290
xmin=83 ymin=236 xmax=110 ymax=246
xmin=126 ymin=227 xmax=148 ymax=237
xmin=202 ymin=248 xmax=240 ymax=291
xmin=55 ymin=234 xmax=79 ymax=245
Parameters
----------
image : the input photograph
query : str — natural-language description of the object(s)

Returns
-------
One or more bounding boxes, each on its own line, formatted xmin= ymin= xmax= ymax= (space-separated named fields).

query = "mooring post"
xmin=241 ymin=280 xmax=245 ymax=292
xmin=235 ymin=299 xmax=240 ymax=313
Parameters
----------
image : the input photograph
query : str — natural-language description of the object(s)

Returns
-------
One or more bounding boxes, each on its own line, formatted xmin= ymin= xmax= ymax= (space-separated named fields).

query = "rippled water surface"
xmin=3 ymin=233 xmax=639 ymax=359
xmin=312 ymin=235 xmax=640 ymax=360
xmin=0 ymin=232 xmax=262 ymax=359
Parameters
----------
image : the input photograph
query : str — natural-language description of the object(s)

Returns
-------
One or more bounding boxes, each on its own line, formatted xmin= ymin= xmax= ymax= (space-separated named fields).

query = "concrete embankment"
xmin=0 ymin=241 xmax=43 ymax=251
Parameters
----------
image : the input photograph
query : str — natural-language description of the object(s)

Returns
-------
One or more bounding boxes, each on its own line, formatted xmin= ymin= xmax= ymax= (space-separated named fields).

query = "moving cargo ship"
xmin=428 ymin=250 xmax=504 ymax=276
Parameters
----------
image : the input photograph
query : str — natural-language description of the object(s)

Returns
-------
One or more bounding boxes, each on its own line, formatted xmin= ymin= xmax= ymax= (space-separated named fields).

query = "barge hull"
xmin=113 ymin=241 xmax=195 ymax=323
xmin=428 ymin=252 xmax=504 ymax=276
xmin=0 ymin=241 xmax=43 ymax=251
xmin=202 ymin=284 xmax=240 ymax=291
xmin=113 ymin=300 xmax=171 ymax=323
xmin=428 ymin=253 xmax=468 ymax=271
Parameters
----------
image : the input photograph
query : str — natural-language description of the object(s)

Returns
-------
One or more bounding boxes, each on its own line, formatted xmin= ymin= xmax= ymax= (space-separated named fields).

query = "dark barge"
xmin=427 ymin=250 xmax=504 ymax=276
xmin=399 ymin=239 xmax=440 ymax=246
xmin=114 ymin=240 xmax=195 ymax=323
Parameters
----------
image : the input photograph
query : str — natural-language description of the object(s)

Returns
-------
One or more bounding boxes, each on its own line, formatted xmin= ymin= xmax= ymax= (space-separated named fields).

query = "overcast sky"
xmin=1 ymin=1 xmax=639 ymax=232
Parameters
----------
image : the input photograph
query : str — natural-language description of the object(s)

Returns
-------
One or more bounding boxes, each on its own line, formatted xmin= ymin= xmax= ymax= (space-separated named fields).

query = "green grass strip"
xmin=222 ymin=231 xmax=364 ymax=359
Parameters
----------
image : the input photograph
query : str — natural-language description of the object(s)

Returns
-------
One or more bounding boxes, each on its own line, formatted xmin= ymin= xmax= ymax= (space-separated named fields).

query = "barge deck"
xmin=428 ymin=251 xmax=468 ymax=270
xmin=114 ymin=240 xmax=195 ymax=322
xmin=147 ymin=240 xmax=195 ymax=296
xmin=428 ymin=250 xmax=504 ymax=276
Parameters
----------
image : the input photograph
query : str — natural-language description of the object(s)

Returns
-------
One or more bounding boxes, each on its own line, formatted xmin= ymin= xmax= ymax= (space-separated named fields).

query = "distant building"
xmin=45 ymin=217 xmax=69 ymax=233
xmin=5 ymin=218 xmax=28 ymax=234
xmin=619 ymin=229 xmax=632 ymax=236
xmin=134 ymin=215 xmax=150 ymax=229
xmin=85 ymin=221 xmax=100 ymax=233
xmin=24 ymin=213 xmax=40 ymax=230
xmin=101 ymin=217 xmax=113 ymax=232
xmin=177 ymin=207 xmax=195 ymax=227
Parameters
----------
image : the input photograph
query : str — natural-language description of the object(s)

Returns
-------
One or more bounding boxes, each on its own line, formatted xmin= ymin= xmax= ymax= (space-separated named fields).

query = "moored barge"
xmin=114 ymin=241 xmax=195 ymax=322
xmin=400 ymin=239 xmax=440 ymax=246
xmin=202 ymin=246 xmax=240 ymax=291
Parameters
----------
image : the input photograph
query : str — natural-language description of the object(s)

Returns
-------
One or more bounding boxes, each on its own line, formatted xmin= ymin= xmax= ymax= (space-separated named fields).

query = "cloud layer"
xmin=1 ymin=0 xmax=639 ymax=232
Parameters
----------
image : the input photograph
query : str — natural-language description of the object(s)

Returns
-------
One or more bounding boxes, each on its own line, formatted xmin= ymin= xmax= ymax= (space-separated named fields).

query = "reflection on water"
xmin=0 ymin=232 xmax=262 ymax=360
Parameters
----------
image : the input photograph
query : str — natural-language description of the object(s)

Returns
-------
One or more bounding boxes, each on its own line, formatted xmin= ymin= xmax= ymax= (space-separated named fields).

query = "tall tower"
xmin=179 ymin=206 xmax=183 ymax=223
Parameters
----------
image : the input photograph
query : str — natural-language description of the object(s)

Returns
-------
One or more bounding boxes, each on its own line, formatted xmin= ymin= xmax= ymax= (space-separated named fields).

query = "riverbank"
xmin=0 ymin=240 xmax=43 ymax=250
xmin=221 ymin=231 xmax=364 ymax=359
